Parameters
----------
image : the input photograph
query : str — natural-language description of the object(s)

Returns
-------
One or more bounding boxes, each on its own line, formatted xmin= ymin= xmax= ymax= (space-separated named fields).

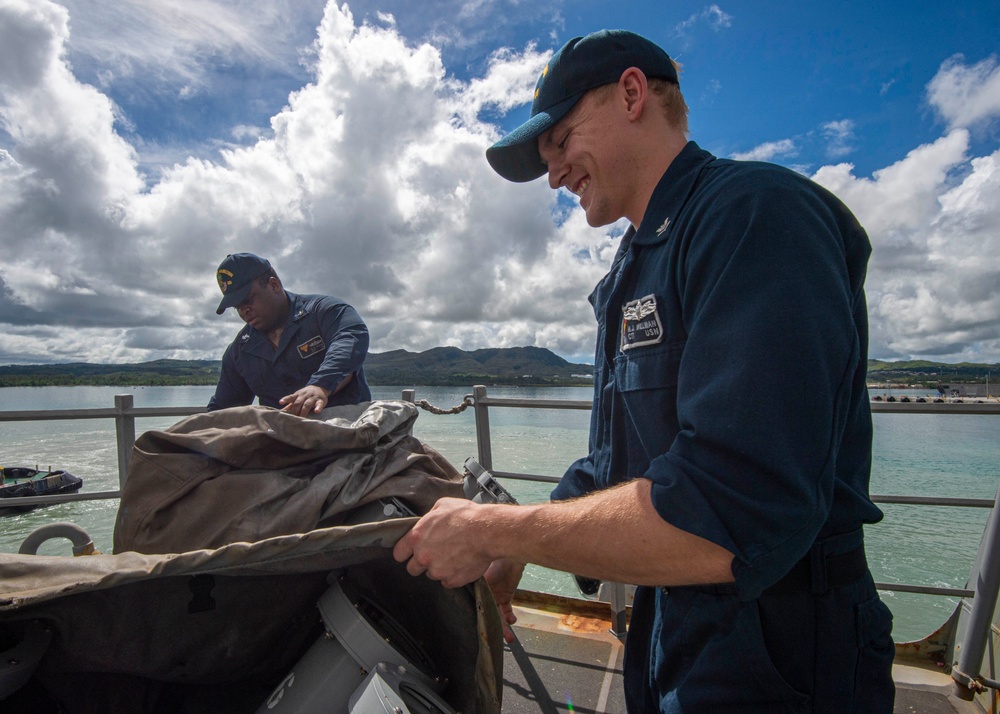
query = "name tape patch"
xmin=297 ymin=335 xmax=325 ymax=358
xmin=621 ymin=294 xmax=663 ymax=351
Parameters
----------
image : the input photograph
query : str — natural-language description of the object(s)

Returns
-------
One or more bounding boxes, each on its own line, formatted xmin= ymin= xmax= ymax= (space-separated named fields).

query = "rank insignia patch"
xmin=297 ymin=336 xmax=325 ymax=358
xmin=621 ymin=294 xmax=663 ymax=351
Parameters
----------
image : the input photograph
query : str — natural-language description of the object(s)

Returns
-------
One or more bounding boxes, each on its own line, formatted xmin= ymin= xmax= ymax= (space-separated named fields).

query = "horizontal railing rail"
xmin=0 ymin=406 xmax=202 ymax=422
xmin=1 ymin=395 xmax=207 ymax=509
xmin=870 ymin=401 xmax=1000 ymax=414
xmin=0 ymin=490 xmax=122 ymax=508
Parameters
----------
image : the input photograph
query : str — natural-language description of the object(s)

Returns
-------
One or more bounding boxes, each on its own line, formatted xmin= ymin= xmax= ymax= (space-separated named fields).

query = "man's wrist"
xmin=307 ymin=383 xmax=333 ymax=397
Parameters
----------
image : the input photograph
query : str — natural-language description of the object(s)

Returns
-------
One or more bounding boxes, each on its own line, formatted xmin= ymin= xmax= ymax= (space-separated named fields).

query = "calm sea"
xmin=2 ymin=384 xmax=999 ymax=643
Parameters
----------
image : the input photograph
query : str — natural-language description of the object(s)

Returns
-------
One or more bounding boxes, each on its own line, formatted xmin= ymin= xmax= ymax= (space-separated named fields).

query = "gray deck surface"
xmin=502 ymin=625 xmax=626 ymax=713
xmin=502 ymin=605 xmax=987 ymax=713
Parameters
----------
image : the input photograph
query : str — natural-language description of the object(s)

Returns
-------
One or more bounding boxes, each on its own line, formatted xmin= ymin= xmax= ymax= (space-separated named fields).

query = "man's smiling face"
xmin=538 ymin=86 xmax=631 ymax=228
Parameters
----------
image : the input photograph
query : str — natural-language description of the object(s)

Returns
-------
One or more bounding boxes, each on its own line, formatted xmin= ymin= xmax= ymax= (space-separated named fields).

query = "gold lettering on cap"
xmin=534 ymin=63 xmax=549 ymax=100
xmin=217 ymin=269 xmax=234 ymax=293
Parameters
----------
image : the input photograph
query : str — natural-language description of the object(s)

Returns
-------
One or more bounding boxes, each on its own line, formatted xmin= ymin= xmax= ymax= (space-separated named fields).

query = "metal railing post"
xmin=598 ymin=581 xmax=629 ymax=641
xmin=113 ymin=394 xmax=136 ymax=489
xmin=472 ymin=385 xmax=493 ymax=471
xmin=953 ymin=481 xmax=1000 ymax=700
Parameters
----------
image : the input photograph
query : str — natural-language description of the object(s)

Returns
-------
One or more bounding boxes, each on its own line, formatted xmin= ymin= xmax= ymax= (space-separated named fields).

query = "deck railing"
xmin=3 ymin=388 xmax=1000 ymax=696
xmin=0 ymin=395 xmax=205 ymax=509
xmin=457 ymin=386 xmax=1000 ymax=701
xmin=459 ymin=387 xmax=1000 ymax=599
xmin=2 ymin=389 xmax=998 ymax=593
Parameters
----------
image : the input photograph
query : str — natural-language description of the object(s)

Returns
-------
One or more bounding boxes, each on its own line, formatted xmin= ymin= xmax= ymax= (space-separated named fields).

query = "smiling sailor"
xmin=393 ymin=29 xmax=895 ymax=713
xmin=208 ymin=252 xmax=371 ymax=417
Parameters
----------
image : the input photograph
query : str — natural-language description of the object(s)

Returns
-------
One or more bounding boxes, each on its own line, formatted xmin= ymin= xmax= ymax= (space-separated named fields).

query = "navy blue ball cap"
xmin=486 ymin=30 xmax=678 ymax=183
xmin=215 ymin=253 xmax=271 ymax=314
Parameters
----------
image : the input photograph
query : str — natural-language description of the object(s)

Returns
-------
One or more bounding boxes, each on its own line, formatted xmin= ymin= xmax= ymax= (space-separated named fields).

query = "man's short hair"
xmin=649 ymin=76 xmax=689 ymax=135
xmin=589 ymin=71 xmax=689 ymax=135
xmin=254 ymin=268 xmax=280 ymax=287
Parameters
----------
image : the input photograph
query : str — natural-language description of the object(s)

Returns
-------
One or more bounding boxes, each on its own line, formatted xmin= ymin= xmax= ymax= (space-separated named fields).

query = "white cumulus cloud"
xmin=926 ymin=54 xmax=1000 ymax=131
xmin=813 ymin=131 xmax=1000 ymax=361
xmin=730 ymin=138 xmax=796 ymax=162
xmin=0 ymin=1 xmax=999 ymax=369
xmin=0 ymin=0 xmax=615 ymax=365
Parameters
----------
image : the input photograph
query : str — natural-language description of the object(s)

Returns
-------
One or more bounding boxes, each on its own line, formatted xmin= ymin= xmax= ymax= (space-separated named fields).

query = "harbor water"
xmin=1 ymin=384 xmax=999 ymax=644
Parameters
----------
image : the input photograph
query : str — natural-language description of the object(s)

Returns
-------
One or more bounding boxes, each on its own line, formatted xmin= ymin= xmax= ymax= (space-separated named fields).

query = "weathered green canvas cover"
xmin=114 ymin=401 xmax=465 ymax=554
xmin=0 ymin=402 xmax=503 ymax=713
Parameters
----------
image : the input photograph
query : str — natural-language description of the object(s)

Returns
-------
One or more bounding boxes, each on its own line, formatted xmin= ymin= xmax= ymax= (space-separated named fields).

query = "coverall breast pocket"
xmin=614 ymin=341 xmax=684 ymax=460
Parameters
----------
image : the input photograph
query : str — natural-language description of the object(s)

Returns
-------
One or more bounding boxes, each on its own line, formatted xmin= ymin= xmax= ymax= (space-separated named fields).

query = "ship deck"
xmin=502 ymin=598 xmax=987 ymax=714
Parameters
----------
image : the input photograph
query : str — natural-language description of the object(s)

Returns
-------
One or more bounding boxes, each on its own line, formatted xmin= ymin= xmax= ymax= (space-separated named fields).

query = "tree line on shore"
xmin=0 ymin=347 xmax=596 ymax=388
xmin=0 ymin=352 xmax=995 ymax=389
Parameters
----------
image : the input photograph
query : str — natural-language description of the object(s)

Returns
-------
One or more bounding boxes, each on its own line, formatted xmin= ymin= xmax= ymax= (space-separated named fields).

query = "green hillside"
xmin=1 ymin=352 xmax=996 ymax=389
xmin=0 ymin=347 xmax=595 ymax=387
xmin=364 ymin=346 xmax=594 ymax=386
xmin=0 ymin=359 xmax=221 ymax=387
xmin=867 ymin=359 xmax=999 ymax=387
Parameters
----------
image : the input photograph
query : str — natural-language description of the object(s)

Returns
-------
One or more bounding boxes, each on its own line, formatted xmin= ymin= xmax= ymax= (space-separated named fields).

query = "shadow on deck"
xmin=502 ymin=601 xmax=989 ymax=713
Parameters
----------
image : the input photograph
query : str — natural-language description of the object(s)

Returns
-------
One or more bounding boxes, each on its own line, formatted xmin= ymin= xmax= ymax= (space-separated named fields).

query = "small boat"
xmin=0 ymin=466 xmax=83 ymax=515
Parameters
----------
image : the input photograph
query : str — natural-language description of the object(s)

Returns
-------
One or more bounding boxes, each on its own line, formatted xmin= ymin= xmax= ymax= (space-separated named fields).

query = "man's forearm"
xmin=395 ymin=478 xmax=735 ymax=590
xmin=497 ymin=479 xmax=735 ymax=586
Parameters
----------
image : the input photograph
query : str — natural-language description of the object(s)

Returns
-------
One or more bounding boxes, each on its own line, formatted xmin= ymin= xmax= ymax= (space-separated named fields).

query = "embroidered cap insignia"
xmin=217 ymin=269 xmax=234 ymax=293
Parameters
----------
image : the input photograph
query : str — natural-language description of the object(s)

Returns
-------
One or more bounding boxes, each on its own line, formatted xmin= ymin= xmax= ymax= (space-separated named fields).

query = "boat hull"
xmin=0 ymin=468 xmax=83 ymax=515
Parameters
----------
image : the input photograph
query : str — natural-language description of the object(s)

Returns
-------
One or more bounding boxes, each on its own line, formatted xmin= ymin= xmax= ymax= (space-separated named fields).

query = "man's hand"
xmin=393 ymin=499 xmax=526 ymax=641
xmin=392 ymin=498 xmax=500 ymax=589
xmin=485 ymin=558 xmax=525 ymax=643
xmin=279 ymin=384 xmax=332 ymax=416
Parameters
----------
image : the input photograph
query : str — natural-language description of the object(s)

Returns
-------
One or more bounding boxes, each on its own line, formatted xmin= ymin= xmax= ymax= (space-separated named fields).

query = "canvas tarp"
xmin=0 ymin=401 xmax=502 ymax=713
xmin=113 ymin=400 xmax=465 ymax=554
xmin=0 ymin=525 xmax=503 ymax=712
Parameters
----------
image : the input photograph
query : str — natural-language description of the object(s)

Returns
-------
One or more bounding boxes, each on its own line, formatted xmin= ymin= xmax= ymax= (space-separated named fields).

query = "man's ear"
xmin=619 ymin=67 xmax=649 ymax=121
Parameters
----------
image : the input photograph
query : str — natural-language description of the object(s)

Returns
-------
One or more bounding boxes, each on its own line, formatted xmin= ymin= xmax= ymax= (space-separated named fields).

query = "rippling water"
xmin=2 ymin=384 xmax=998 ymax=643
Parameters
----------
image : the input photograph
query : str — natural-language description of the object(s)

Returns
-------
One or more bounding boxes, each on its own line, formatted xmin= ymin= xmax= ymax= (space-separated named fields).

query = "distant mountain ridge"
xmin=0 ymin=347 xmax=595 ymax=387
xmin=0 ymin=359 xmax=220 ymax=387
xmin=365 ymin=346 xmax=593 ymax=385
xmin=0 ymin=350 xmax=996 ymax=388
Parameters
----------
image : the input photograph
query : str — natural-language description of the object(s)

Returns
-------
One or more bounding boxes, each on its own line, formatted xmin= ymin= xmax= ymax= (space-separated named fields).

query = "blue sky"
xmin=1 ymin=0 xmax=999 ymax=365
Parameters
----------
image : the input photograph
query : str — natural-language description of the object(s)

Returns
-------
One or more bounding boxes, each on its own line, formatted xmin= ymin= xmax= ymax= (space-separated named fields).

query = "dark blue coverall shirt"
xmin=552 ymin=142 xmax=895 ymax=712
xmin=208 ymin=291 xmax=371 ymax=411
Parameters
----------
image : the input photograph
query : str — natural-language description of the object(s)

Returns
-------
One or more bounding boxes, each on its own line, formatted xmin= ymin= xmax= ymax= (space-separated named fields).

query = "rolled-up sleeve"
xmin=643 ymin=177 xmax=867 ymax=599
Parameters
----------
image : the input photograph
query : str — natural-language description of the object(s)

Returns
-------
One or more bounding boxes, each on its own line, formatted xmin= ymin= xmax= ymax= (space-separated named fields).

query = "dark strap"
xmin=767 ymin=544 xmax=869 ymax=595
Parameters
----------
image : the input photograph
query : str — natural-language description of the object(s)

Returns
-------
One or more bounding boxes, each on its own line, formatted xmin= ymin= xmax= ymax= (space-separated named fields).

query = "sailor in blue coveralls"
xmin=393 ymin=30 xmax=894 ymax=712
xmin=208 ymin=252 xmax=371 ymax=417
